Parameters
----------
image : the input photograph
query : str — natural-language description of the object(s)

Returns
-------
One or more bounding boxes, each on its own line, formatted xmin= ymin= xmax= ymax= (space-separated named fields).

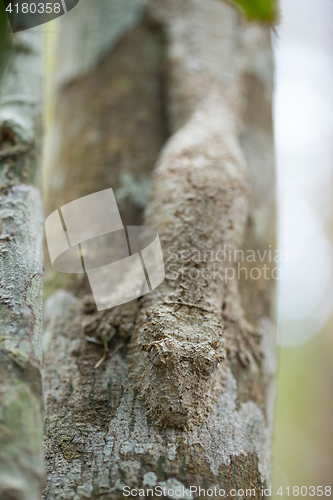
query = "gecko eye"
xmin=211 ymin=339 xmax=220 ymax=349
xmin=149 ymin=345 xmax=166 ymax=367
xmin=196 ymin=351 xmax=219 ymax=374
xmin=206 ymin=360 xmax=218 ymax=375
xmin=201 ymin=361 xmax=218 ymax=375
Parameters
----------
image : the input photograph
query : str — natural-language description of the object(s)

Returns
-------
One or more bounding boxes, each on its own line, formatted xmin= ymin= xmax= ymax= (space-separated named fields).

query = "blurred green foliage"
xmin=273 ymin=326 xmax=333 ymax=493
xmin=231 ymin=0 xmax=276 ymax=22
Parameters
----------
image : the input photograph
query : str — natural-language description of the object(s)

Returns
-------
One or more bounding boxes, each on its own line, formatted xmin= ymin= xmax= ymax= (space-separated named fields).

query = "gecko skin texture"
xmin=130 ymin=304 xmax=226 ymax=429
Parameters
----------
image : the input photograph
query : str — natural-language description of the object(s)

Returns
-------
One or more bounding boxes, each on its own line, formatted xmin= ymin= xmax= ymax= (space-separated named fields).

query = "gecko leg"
xmin=94 ymin=333 xmax=109 ymax=369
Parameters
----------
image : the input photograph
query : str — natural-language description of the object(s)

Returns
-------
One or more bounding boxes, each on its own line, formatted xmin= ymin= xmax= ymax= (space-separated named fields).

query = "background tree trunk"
xmin=0 ymin=29 xmax=44 ymax=500
xmin=43 ymin=0 xmax=276 ymax=498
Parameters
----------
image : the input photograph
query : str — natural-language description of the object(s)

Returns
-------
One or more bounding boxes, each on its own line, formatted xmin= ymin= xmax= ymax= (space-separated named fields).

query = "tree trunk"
xmin=43 ymin=1 xmax=276 ymax=498
xmin=0 ymin=29 xmax=44 ymax=500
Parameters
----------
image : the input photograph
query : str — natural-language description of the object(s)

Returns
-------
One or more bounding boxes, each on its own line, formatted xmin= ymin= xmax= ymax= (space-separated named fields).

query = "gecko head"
xmin=142 ymin=337 xmax=224 ymax=428
xmin=133 ymin=305 xmax=225 ymax=428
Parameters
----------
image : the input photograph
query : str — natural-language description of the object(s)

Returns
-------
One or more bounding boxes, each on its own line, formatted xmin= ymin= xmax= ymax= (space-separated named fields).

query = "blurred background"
xmin=273 ymin=0 xmax=333 ymax=492
xmin=40 ymin=0 xmax=333 ymax=493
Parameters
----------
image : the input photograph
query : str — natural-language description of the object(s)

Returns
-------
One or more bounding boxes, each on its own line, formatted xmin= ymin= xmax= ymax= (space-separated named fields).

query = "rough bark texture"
xmin=43 ymin=0 xmax=276 ymax=498
xmin=0 ymin=30 xmax=44 ymax=500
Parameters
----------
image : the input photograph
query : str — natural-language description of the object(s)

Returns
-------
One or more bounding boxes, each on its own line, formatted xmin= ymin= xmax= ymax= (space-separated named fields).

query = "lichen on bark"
xmin=0 ymin=29 xmax=44 ymax=500
xmin=43 ymin=0 xmax=276 ymax=498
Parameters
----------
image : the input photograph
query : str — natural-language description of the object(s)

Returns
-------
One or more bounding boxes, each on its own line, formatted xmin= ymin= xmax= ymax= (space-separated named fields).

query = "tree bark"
xmin=0 ymin=29 xmax=44 ymax=500
xmin=43 ymin=1 xmax=276 ymax=498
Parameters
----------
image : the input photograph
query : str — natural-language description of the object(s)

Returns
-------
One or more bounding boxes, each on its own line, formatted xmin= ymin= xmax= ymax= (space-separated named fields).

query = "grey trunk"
xmin=0 ymin=29 xmax=44 ymax=500
xmin=43 ymin=1 xmax=276 ymax=498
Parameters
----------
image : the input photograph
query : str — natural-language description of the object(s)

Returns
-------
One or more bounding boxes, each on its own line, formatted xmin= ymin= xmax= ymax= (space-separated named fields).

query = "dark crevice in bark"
xmin=44 ymin=19 xmax=167 ymax=302
xmin=46 ymin=19 xmax=167 ymax=221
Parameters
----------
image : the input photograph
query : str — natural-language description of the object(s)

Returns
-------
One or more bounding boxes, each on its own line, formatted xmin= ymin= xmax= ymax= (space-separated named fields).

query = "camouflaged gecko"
xmin=127 ymin=95 xmax=258 ymax=429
